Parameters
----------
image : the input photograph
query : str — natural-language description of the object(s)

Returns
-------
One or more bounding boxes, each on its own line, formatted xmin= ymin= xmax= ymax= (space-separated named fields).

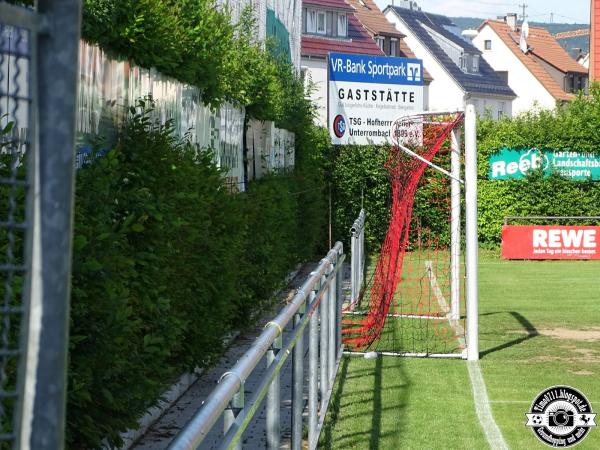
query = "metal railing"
xmin=168 ymin=242 xmax=345 ymax=450
xmin=349 ymin=209 xmax=365 ymax=310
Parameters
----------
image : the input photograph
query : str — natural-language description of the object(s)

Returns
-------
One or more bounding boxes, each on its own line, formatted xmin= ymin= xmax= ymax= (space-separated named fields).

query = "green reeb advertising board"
xmin=489 ymin=148 xmax=600 ymax=181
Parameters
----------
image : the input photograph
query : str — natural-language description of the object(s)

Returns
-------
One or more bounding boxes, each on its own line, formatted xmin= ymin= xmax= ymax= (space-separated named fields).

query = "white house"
xmin=472 ymin=15 xmax=589 ymax=116
xmin=384 ymin=3 xmax=515 ymax=118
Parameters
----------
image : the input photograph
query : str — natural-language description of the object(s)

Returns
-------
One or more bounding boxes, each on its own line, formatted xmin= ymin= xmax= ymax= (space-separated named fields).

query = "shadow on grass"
xmin=320 ymin=355 xmax=409 ymax=450
xmin=480 ymin=311 xmax=539 ymax=358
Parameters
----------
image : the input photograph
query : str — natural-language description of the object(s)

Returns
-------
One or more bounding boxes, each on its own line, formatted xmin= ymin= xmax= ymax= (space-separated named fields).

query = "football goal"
xmin=343 ymin=106 xmax=479 ymax=360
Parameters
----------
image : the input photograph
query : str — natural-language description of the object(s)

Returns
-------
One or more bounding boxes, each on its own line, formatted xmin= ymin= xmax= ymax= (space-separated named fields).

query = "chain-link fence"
xmin=0 ymin=1 xmax=80 ymax=448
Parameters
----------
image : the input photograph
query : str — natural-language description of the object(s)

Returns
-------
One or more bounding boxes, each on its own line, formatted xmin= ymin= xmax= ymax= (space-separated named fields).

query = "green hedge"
xmin=81 ymin=0 xmax=301 ymax=124
xmin=330 ymin=143 xmax=452 ymax=250
xmin=66 ymin=103 xmax=327 ymax=448
xmin=478 ymin=88 xmax=600 ymax=244
xmin=6 ymin=1 xmax=324 ymax=447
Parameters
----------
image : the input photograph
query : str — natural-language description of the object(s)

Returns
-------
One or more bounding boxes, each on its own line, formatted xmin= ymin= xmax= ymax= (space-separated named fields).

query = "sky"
xmin=373 ymin=0 xmax=591 ymax=24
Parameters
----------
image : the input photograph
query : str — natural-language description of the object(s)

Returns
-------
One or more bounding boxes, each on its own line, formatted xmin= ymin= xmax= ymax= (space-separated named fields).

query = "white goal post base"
xmin=343 ymin=350 xmax=467 ymax=359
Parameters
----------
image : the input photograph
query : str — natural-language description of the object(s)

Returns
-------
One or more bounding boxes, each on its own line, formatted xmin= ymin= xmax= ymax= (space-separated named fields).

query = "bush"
xmin=67 ymin=103 xmax=327 ymax=448
xmin=477 ymin=87 xmax=600 ymax=244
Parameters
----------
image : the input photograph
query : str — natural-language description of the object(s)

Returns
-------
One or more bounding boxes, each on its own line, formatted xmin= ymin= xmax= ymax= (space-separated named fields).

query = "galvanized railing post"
xmin=291 ymin=301 xmax=305 ymax=450
xmin=224 ymin=384 xmax=244 ymax=450
xmin=336 ymin=257 xmax=343 ymax=357
xmin=266 ymin=333 xmax=282 ymax=449
xmin=359 ymin=213 xmax=365 ymax=294
xmin=308 ymin=290 xmax=319 ymax=449
xmin=351 ymin=230 xmax=357 ymax=303
xmin=350 ymin=210 xmax=365 ymax=309
xmin=327 ymin=262 xmax=336 ymax=383
xmin=319 ymin=271 xmax=329 ymax=407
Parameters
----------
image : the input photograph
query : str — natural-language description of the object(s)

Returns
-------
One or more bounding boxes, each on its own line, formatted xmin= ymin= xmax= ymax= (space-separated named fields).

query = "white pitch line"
xmin=467 ymin=361 xmax=510 ymax=450
xmin=425 ymin=262 xmax=507 ymax=448
xmin=424 ymin=261 xmax=466 ymax=348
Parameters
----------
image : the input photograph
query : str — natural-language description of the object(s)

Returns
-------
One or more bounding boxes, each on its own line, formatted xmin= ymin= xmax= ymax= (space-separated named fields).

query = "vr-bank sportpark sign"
xmin=328 ymin=52 xmax=424 ymax=145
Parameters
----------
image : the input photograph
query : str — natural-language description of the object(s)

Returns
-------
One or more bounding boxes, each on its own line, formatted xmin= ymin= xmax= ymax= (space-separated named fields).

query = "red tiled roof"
xmin=301 ymin=13 xmax=383 ymax=57
xmin=345 ymin=0 xmax=404 ymax=37
xmin=483 ymin=20 xmax=586 ymax=101
xmin=303 ymin=0 xmax=354 ymax=11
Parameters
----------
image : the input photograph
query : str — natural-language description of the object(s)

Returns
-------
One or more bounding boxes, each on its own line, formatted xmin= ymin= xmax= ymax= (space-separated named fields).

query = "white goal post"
xmin=391 ymin=104 xmax=479 ymax=360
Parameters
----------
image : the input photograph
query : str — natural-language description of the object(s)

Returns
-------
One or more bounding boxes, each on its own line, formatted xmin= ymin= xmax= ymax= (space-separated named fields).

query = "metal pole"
xmin=328 ymin=264 xmax=336 ymax=383
xmin=308 ymin=292 xmax=319 ymax=448
xmin=450 ymin=129 xmax=461 ymax=322
xmin=18 ymin=1 xmax=81 ymax=449
xmin=336 ymin=261 xmax=343 ymax=358
xmin=319 ymin=273 xmax=329 ymax=404
xmin=464 ymin=102 xmax=479 ymax=361
xmin=224 ymin=386 xmax=244 ymax=450
xmin=266 ymin=334 xmax=282 ymax=449
xmin=350 ymin=230 xmax=357 ymax=304
xmin=359 ymin=213 xmax=364 ymax=294
xmin=291 ymin=305 xmax=304 ymax=450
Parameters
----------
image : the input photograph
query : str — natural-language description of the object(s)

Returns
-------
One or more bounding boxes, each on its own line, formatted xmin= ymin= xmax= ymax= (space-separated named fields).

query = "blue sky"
xmin=374 ymin=0 xmax=590 ymax=24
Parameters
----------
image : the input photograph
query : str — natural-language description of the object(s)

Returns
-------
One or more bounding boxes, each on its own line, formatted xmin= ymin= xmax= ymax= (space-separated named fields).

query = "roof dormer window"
xmin=472 ymin=54 xmax=479 ymax=73
xmin=307 ymin=10 xmax=317 ymax=33
xmin=316 ymin=11 xmax=326 ymax=34
xmin=337 ymin=13 xmax=347 ymax=37
xmin=303 ymin=8 xmax=349 ymax=38
xmin=306 ymin=9 xmax=326 ymax=35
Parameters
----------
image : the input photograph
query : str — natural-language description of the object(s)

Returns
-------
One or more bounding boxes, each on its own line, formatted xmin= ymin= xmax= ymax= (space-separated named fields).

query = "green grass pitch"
xmin=321 ymin=250 xmax=600 ymax=449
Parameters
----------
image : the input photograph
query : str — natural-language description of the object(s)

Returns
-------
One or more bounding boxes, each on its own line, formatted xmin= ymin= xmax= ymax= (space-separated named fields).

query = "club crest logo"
xmin=526 ymin=385 xmax=596 ymax=447
xmin=333 ymin=114 xmax=346 ymax=138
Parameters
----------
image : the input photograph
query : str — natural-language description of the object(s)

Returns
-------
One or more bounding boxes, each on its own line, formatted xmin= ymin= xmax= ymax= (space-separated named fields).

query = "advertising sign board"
xmin=501 ymin=225 xmax=600 ymax=260
xmin=489 ymin=148 xmax=600 ymax=181
xmin=328 ymin=52 xmax=424 ymax=145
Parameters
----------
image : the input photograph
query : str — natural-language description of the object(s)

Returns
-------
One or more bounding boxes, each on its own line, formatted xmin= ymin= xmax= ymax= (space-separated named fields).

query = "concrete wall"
xmin=302 ymin=57 xmax=329 ymax=127
xmin=473 ymin=25 xmax=556 ymax=116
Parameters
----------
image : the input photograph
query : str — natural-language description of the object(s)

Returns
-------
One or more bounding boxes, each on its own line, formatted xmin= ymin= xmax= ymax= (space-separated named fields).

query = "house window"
xmin=472 ymin=54 xmax=479 ymax=73
xmin=337 ymin=13 xmax=347 ymax=37
xmin=376 ymin=36 xmax=385 ymax=51
xmin=565 ymin=73 xmax=575 ymax=93
xmin=498 ymin=102 xmax=506 ymax=119
xmin=390 ymin=38 xmax=398 ymax=56
xmin=316 ymin=11 xmax=326 ymax=35
xmin=484 ymin=40 xmax=492 ymax=50
xmin=459 ymin=54 xmax=467 ymax=71
xmin=307 ymin=10 xmax=316 ymax=33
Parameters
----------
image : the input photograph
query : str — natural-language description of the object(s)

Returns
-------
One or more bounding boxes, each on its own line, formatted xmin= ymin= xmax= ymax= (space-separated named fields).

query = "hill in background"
xmin=451 ymin=17 xmax=589 ymax=55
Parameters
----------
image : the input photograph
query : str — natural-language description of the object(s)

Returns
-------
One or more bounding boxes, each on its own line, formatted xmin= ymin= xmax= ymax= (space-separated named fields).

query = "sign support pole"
xmin=464 ymin=102 xmax=479 ymax=361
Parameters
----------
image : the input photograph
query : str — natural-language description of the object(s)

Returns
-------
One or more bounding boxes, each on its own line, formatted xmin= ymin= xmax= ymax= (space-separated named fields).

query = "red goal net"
xmin=342 ymin=112 xmax=465 ymax=355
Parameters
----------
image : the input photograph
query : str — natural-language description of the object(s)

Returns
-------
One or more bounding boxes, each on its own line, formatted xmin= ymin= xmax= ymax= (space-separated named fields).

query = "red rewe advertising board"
xmin=501 ymin=225 xmax=600 ymax=260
